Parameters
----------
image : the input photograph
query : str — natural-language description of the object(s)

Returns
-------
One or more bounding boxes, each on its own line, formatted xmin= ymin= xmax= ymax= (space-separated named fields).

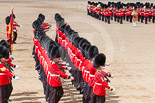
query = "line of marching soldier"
xmin=55 ymin=13 xmax=115 ymax=103
xmin=87 ymin=1 xmax=155 ymax=24
xmin=0 ymin=39 xmax=20 ymax=103
xmin=32 ymin=14 xmax=74 ymax=103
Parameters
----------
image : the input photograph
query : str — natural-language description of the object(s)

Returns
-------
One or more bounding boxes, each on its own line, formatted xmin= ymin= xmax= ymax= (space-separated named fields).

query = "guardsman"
xmin=5 ymin=14 xmax=22 ymax=44
xmin=93 ymin=53 xmax=115 ymax=103
xmin=129 ymin=6 xmax=133 ymax=23
xmin=48 ymin=46 xmax=74 ymax=103
xmin=33 ymin=14 xmax=51 ymax=33
xmin=148 ymin=7 xmax=152 ymax=22
xmin=140 ymin=5 xmax=145 ymax=23
xmin=137 ymin=5 xmax=141 ymax=22
xmin=106 ymin=7 xmax=111 ymax=24
xmin=0 ymin=44 xmax=19 ymax=103
xmin=144 ymin=6 xmax=149 ymax=24
xmin=152 ymin=6 xmax=155 ymax=23
xmin=113 ymin=5 xmax=117 ymax=21
xmin=12 ymin=14 xmax=22 ymax=44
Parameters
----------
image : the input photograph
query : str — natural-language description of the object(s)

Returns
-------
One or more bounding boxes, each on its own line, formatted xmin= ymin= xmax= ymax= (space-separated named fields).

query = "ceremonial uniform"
xmin=92 ymin=53 xmax=114 ymax=103
xmin=0 ymin=44 xmax=15 ymax=103
xmin=93 ymin=70 xmax=110 ymax=103
xmin=152 ymin=7 xmax=155 ymax=23
xmin=144 ymin=9 xmax=149 ymax=24
xmin=140 ymin=8 xmax=144 ymax=23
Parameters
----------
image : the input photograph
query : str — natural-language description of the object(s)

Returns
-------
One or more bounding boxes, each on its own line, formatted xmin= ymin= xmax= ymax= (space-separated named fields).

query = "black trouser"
xmin=87 ymin=9 xmax=89 ymax=15
xmin=48 ymin=86 xmax=64 ymax=103
xmin=0 ymin=84 xmax=12 ymax=103
xmin=120 ymin=16 xmax=123 ymax=24
xmin=95 ymin=95 xmax=105 ymax=103
xmin=141 ymin=16 xmax=144 ymax=23
xmin=111 ymin=14 xmax=113 ymax=20
xmin=149 ymin=15 xmax=152 ymax=22
xmin=102 ymin=15 xmax=104 ymax=21
xmin=153 ymin=16 xmax=155 ymax=23
xmin=83 ymin=85 xmax=95 ymax=103
xmin=5 ymin=83 xmax=13 ymax=101
xmin=117 ymin=16 xmax=120 ymax=23
xmin=96 ymin=13 xmax=99 ymax=19
xmin=123 ymin=14 xmax=125 ymax=20
xmin=126 ymin=16 xmax=129 ymax=21
xmin=138 ymin=15 xmax=141 ymax=22
xmin=13 ymin=31 xmax=17 ymax=43
xmin=45 ymin=84 xmax=50 ymax=101
xmin=107 ymin=16 xmax=110 ymax=24
xmin=60 ymin=47 xmax=66 ymax=61
xmin=99 ymin=14 xmax=101 ymax=20
xmin=89 ymin=87 xmax=96 ymax=103
xmin=83 ymin=82 xmax=88 ymax=103
xmin=130 ymin=15 xmax=133 ymax=23
xmin=114 ymin=15 xmax=117 ymax=21
xmin=145 ymin=17 xmax=148 ymax=24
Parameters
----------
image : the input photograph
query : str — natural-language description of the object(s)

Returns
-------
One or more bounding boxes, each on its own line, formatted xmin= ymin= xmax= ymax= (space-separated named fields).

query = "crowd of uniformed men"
xmin=32 ymin=13 xmax=115 ymax=103
xmin=87 ymin=1 xmax=155 ymax=24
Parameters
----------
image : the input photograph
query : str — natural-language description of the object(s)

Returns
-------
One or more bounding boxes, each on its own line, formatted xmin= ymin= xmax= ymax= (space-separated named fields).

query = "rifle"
xmin=0 ymin=60 xmax=14 ymax=72
xmin=101 ymin=70 xmax=111 ymax=83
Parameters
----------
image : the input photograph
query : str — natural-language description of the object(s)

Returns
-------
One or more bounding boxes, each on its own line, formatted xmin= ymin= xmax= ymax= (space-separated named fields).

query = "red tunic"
xmin=0 ymin=62 xmax=13 ymax=85
xmin=93 ymin=71 xmax=110 ymax=96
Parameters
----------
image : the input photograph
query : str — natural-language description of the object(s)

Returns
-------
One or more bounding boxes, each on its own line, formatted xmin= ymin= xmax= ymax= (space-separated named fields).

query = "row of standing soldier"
xmin=32 ymin=14 xmax=74 ymax=103
xmin=87 ymin=1 xmax=155 ymax=25
xmin=32 ymin=13 xmax=115 ymax=103
xmin=55 ymin=13 xmax=115 ymax=103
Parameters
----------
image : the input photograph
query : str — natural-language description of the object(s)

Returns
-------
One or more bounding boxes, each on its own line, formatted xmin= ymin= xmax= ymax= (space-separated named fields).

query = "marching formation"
xmin=1 ymin=3 xmax=116 ymax=103
xmin=32 ymin=12 xmax=115 ymax=103
xmin=55 ymin=13 xmax=115 ymax=103
xmin=32 ymin=14 xmax=74 ymax=103
xmin=87 ymin=1 xmax=155 ymax=26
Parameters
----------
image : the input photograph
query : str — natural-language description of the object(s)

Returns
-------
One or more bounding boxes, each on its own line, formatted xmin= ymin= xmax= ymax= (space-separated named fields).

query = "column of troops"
xmin=32 ymin=13 xmax=115 ymax=103
xmin=87 ymin=1 xmax=155 ymax=24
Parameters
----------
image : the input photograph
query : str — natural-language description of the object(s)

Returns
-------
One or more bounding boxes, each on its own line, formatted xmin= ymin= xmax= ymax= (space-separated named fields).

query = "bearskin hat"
xmin=80 ymin=43 xmax=87 ymax=57
xmin=71 ymin=31 xmax=79 ymax=43
xmin=10 ymin=14 xmax=16 ymax=19
xmin=0 ymin=45 xmax=9 ymax=59
xmin=0 ymin=40 xmax=9 ymax=49
xmin=93 ymin=53 xmax=106 ymax=68
xmin=84 ymin=44 xmax=92 ymax=59
xmin=88 ymin=46 xmax=99 ymax=60
xmin=50 ymin=46 xmax=60 ymax=59
xmin=38 ymin=13 xmax=45 ymax=23
xmin=78 ymin=38 xmax=87 ymax=48
xmin=5 ymin=16 xmax=10 ymax=25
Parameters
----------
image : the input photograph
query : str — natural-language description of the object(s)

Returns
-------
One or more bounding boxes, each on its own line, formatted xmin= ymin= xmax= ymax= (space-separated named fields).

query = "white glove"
xmin=67 ymin=67 xmax=72 ymax=71
xmin=110 ymin=88 xmax=115 ymax=92
xmin=13 ymin=75 xmax=20 ymax=80
xmin=66 ymin=63 xmax=69 ymax=66
xmin=15 ymin=65 xmax=19 ymax=69
xmin=70 ymin=76 xmax=74 ymax=80
xmin=13 ymin=30 xmax=17 ymax=32
xmin=9 ymin=55 xmax=14 ymax=60
xmin=19 ymin=25 xmax=22 ymax=27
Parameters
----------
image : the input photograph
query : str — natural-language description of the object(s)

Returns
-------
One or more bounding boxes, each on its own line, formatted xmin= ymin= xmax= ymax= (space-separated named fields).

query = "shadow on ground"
xmin=11 ymin=92 xmax=44 ymax=102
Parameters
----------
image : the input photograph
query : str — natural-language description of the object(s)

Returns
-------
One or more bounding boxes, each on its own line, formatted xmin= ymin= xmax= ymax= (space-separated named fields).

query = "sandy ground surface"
xmin=0 ymin=1 xmax=155 ymax=103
